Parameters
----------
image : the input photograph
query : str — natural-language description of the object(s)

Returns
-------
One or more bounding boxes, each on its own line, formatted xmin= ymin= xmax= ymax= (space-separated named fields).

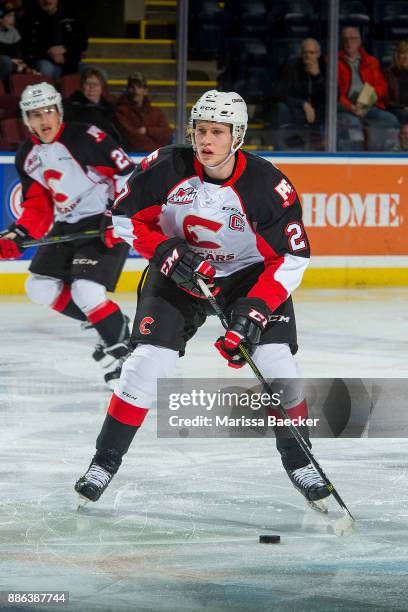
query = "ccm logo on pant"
xmin=73 ymin=258 xmax=99 ymax=266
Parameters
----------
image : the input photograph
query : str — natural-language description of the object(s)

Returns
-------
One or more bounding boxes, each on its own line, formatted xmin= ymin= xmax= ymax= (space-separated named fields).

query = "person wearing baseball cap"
xmin=0 ymin=2 xmax=27 ymax=79
xmin=115 ymin=70 xmax=172 ymax=152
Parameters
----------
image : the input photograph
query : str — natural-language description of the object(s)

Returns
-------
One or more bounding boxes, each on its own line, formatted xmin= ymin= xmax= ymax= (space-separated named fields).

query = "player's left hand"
xmin=215 ymin=297 xmax=271 ymax=368
xmin=103 ymin=226 xmax=124 ymax=248
xmin=0 ymin=226 xmax=28 ymax=259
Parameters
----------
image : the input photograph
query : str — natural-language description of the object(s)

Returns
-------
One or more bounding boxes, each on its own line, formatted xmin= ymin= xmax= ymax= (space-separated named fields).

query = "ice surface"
xmin=0 ymin=289 xmax=407 ymax=612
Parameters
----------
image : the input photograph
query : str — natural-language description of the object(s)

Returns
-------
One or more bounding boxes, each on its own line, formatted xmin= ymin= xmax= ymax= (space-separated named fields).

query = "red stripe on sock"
xmin=52 ymin=284 xmax=72 ymax=312
xmin=87 ymin=300 xmax=119 ymax=324
xmin=108 ymin=394 xmax=149 ymax=426
xmin=267 ymin=399 xmax=308 ymax=421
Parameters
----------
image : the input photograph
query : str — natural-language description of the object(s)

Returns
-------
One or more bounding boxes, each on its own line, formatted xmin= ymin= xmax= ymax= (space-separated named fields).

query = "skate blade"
xmin=98 ymin=356 xmax=117 ymax=370
xmin=76 ymin=494 xmax=90 ymax=511
xmin=307 ymin=498 xmax=328 ymax=514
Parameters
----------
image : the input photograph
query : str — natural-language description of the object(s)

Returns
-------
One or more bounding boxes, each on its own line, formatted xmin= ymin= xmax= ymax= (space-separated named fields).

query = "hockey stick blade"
xmin=196 ymin=276 xmax=355 ymax=525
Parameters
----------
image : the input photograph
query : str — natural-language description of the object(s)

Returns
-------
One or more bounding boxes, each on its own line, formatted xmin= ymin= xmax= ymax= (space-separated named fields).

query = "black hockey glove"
xmin=215 ymin=297 xmax=271 ymax=368
xmin=151 ymin=237 xmax=217 ymax=298
xmin=0 ymin=224 xmax=29 ymax=259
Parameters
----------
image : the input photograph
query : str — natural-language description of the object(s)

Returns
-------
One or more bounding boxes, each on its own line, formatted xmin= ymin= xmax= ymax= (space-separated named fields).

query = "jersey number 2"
xmin=285 ymin=222 xmax=307 ymax=252
xmin=111 ymin=149 xmax=132 ymax=170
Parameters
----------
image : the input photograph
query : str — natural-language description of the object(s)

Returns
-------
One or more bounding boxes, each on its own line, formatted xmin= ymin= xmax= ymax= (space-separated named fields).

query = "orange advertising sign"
xmin=275 ymin=160 xmax=407 ymax=256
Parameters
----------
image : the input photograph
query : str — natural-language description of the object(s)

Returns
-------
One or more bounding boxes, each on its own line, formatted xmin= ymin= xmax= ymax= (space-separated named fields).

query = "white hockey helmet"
xmin=190 ymin=90 xmax=248 ymax=158
xmin=20 ymin=82 xmax=63 ymax=128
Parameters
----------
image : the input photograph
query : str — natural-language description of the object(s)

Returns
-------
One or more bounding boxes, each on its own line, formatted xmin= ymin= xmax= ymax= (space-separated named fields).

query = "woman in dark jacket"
xmin=384 ymin=40 xmax=408 ymax=124
xmin=63 ymin=68 xmax=126 ymax=146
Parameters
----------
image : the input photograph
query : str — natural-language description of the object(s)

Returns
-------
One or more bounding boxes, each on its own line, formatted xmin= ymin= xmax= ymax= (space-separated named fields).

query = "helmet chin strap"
xmin=194 ymin=136 xmax=242 ymax=170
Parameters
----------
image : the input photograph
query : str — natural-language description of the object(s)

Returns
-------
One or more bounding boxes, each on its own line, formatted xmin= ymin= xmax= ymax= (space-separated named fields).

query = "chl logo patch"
xmin=141 ymin=149 xmax=159 ymax=170
xmin=274 ymin=178 xmax=297 ymax=207
xmin=87 ymin=125 xmax=106 ymax=143
xmin=139 ymin=316 xmax=154 ymax=335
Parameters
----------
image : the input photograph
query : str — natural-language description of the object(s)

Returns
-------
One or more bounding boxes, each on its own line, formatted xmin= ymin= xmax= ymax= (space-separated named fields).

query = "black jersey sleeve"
xmin=241 ymin=160 xmax=310 ymax=311
xmin=78 ymin=124 xmax=135 ymax=196
xmin=111 ymin=146 xmax=176 ymax=258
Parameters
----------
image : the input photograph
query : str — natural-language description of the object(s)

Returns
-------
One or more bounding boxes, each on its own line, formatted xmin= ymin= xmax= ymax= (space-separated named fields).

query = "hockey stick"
xmin=196 ymin=276 xmax=355 ymax=526
xmin=21 ymin=230 xmax=103 ymax=248
xmin=0 ymin=228 xmax=103 ymax=247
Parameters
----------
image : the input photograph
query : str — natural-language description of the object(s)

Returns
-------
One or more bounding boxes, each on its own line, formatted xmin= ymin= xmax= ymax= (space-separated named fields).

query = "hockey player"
xmin=75 ymin=90 xmax=331 ymax=506
xmin=0 ymin=83 xmax=135 ymax=388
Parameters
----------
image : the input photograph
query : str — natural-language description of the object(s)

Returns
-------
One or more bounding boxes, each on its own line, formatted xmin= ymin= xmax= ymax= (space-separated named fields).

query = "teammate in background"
xmin=0 ymin=83 xmax=135 ymax=388
xmin=75 ymin=90 xmax=331 ymax=507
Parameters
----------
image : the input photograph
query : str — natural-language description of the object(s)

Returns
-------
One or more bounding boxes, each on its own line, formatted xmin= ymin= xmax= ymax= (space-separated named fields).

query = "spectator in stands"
xmin=0 ymin=2 xmax=28 ymax=79
xmin=63 ymin=68 xmax=126 ymax=146
xmin=337 ymin=26 xmax=399 ymax=151
xmin=20 ymin=0 xmax=87 ymax=79
xmin=384 ymin=40 xmax=408 ymax=125
xmin=398 ymin=122 xmax=408 ymax=151
xmin=274 ymin=38 xmax=326 ymax=149
xmin=115 ymin=71 xmax=172 ymax=152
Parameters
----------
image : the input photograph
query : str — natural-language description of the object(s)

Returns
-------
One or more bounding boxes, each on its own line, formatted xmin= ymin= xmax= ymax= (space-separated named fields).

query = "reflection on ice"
xmin=0 ymin=289 xmax=407 ymax=611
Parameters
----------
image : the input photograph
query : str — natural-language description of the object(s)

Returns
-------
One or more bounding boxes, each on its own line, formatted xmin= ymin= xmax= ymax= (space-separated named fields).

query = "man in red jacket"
xmin=337 ymin=27 xmax=398 ymax=151
xmin=115 ymin=71 xmax=173 ymax=153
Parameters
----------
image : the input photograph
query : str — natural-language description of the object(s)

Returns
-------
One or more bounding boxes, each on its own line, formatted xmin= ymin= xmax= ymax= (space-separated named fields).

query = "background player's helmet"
xmin=190 ymin=90 xmax=248 ymax=150
xmin=19 ymin=82 xmax=63 ymax=128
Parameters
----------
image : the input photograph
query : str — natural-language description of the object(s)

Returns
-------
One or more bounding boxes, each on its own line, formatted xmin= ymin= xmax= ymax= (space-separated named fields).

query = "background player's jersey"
xmin=14 ymin=123 xmax=135 ymax=238
xmin=112 ymin=145 xmax=310 ymax=311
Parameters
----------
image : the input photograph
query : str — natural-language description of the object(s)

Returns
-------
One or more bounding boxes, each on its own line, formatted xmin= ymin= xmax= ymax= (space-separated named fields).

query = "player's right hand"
xmin=215 ymin=298 xmax=270 ymax=368
xmin=152 ymin=237 xmax=217 ymax=298
xmin=0 ymin=226 xmax=28 ymax=259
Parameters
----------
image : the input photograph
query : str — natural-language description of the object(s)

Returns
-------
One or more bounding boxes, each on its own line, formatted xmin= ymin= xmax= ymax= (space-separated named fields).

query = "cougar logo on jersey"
xmin=229 ymin=214 xmax=245 ymax=232
xmin=183 ymin=215 xmax=222 ymax=249
xmin=274 ymin=178 xmax=297 ymax=208
xmin=160 ymin=247 xmax=180 ymax=275
xmin=139 ymin=316 xmax=154 ymax=335
xmin=168 ymin=187 xmax=197 ymax=205
xmin=8 ymin=182 xmax=23 ymax=219
xmin=248 ymin=309 xmax=268 ymax=328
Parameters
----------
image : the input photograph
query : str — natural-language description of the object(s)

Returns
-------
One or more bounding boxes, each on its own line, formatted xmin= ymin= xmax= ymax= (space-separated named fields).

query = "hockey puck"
xmin=259 ymin=535 xmax=280 ymax=544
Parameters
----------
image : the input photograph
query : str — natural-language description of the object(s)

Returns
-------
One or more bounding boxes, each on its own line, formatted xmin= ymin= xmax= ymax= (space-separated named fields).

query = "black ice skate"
xmin=75 ymin=449 xmax=122 ymax=505
xmin=104 ymin=354 xmax=128 ymax=389
xmin=286 ymin=463 xmax=331 ymax=509
xmin=91 ymin=315 xmax=130 ymax=370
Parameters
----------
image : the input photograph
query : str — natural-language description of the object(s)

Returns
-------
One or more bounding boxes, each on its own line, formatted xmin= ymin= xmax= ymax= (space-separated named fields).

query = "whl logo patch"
xmin=168 ymin=186 xmax=197 ymax=205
